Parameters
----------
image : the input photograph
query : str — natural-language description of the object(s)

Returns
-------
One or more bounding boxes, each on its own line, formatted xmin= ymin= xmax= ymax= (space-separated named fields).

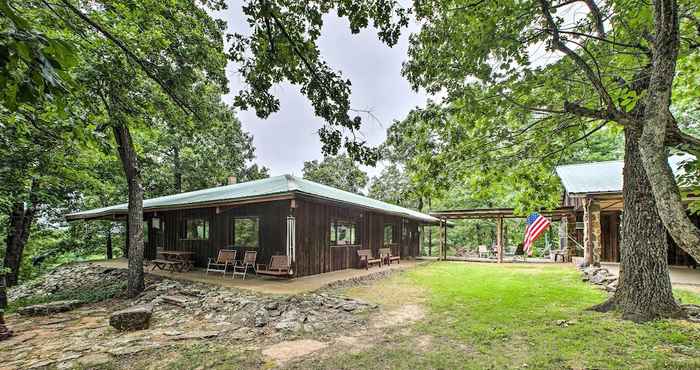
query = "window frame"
xmin=383 ymin=223 xmax=394 ymax=245
xmin=330 ymin=220 xmax=358 ymax=246
xmin=179 ymin=218 xmax=210 ymax=241
xmin=232 ymin=216 xmax=260 ymax=248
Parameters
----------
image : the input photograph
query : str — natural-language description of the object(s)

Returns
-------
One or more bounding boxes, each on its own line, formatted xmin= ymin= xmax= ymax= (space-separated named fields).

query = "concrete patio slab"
xmin=92 ymin=258 xmax=422 ymax=295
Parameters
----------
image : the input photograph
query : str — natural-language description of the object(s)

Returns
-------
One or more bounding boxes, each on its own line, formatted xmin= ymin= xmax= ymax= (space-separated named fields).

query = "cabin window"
xmin=233 ymin=217 xmax=259 ymax=248
xmin=384 ymin=224 xmax=394 ymax=244
xmin=330 ymin=222 xmax=357 ymax=245
xmin=179 ymin=218 xmax=209 ymax=240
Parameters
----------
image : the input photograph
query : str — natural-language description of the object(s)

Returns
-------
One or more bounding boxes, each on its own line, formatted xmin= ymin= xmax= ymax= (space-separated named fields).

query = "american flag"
xmin=524 ymin=212 xmax=550 ymax=256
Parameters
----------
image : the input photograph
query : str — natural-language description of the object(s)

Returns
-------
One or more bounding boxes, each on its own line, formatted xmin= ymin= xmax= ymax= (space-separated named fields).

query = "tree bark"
xmin=638 ymin=0 xmax=700 ymax=261
xmin=106 ymin=224 xmax=113 ymax=260
xmin=113 ymin=123 xmax=145 ymax=298
xmin=0 ymin=273 xmax=11 ymax=341
xmin=3 ymin=180 xmax=39 ymax=287
xmin=173 ymin=145 xmax=182 ymax=193
xmin=592 ymin=127 xmax=684 ymax=322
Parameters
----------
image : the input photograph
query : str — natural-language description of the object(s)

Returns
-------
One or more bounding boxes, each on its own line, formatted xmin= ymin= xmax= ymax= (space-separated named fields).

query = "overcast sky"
xmin=216 ymin=8 xmax=428 ymax=180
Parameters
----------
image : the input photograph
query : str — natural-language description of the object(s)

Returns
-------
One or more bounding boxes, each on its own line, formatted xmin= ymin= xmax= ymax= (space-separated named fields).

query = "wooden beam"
xmin=496 ymin=216 xmax=504 ymax=263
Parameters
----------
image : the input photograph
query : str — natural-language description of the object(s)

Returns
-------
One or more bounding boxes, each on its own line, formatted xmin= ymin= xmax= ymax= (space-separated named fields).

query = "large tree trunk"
xmin=0 ymin=273 xmax=11 ymax=341
xmin=3 ymin=180 xmax=39 ymax=287
xmin=106 ymin=224 xmax=113 ymax=260
xmin=639 ymin=0 xmax=700 ymax=260
xmin=113 ymin=123 xmax=145 ymax=298
xmin=592 ymin=127 xmax=684 ymax=322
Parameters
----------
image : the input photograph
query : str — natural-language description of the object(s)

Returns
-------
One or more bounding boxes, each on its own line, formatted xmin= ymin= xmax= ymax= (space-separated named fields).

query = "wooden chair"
xmin=206 ymin=249 xmax=236 ymax=277
xmin=357 ymin=249 xmax=381 ymax=270
xmin=387 ymin=249 xmax=400 ymax=265
xmin=256 ymin=255 xmax=290 ymax=277
xmin=233 ymin=250 xmax=258 ymax=280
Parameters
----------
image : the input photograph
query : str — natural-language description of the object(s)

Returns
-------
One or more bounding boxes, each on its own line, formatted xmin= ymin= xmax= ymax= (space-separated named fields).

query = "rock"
xmin=76 ymin=353 xmax=112 ymax=367
xmin=255 ymin=308 xmax=269 ymax=327
xmin=109 ymin=304 xmax=153 ymax=331
xmin=341 ymin=303 xmax=358 ymax=312
xmin=17 ymin=300 xmax=82 ymax=316
xmin=589 ymin=271 xmax=608 ymax=284
xmin=162 ymin=295 xmax=189 ymax=307
xmin=172 ymin=330 xmax=219 ymax=340
xmin=275 ymin=319 xmax=301 ymax=332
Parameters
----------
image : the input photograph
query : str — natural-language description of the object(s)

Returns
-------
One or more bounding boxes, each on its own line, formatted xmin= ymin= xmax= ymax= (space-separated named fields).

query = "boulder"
xmin=109 ymin=304 xmax=153 ymax=331
xmin=17 ymin=300 xmax=82 ymax=316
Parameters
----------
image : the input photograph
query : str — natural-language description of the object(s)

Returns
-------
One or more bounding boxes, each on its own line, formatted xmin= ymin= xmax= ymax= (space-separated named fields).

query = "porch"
xmin=93 ymin=258 xmax=421 ymax=295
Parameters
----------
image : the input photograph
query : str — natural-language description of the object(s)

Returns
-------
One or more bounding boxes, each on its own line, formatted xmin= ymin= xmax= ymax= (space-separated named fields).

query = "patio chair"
xmin=478 ymin=245 xmax=490 ymax=258
xmin=232 ymin=250 xmax=258 ymax=280
xmin=357 ymin=249 xmax=381 ymax=269
xmin=380 ymin=247 xmax=400 ymax=265
xmin=206 ymin=249 xmax=236 ymax=277
xmin=256 ymin=255 xmax=290 ymax=277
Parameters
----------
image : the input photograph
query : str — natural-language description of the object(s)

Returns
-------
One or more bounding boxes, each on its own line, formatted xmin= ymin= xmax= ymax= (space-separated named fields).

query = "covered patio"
xmin=428 ymin=207 xmax=577 ymax=262
xmin=93 ymin=258 xmax=421 ymax=295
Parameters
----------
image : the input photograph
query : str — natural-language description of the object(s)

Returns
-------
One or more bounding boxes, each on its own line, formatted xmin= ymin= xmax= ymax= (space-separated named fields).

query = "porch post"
xmin=286 ymin=215 xmax=296 ymax=275
xmin=583 ymin=198 xmax=602 ymax=266
xmin=438 ymin=220 xmax=444 ymax=260
xmin=496 ymin=216 xmax=503 ymax=263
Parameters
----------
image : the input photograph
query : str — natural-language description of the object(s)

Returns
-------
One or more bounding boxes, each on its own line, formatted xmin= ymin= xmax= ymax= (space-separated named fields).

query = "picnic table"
xmin=151 ymin=251 xmax=194 ymax=273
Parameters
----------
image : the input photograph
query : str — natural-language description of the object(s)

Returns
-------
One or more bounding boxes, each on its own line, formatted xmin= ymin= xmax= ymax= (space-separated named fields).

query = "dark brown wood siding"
xmin=293 ymin=197 xmax=422 ymax=277
xmin=144 ymin=200 xmax=290 ymax=268
xmin=600 ymin=211 xmax=621 ymax=262
xmin=142 ymin=196 xmax=426 ymax=277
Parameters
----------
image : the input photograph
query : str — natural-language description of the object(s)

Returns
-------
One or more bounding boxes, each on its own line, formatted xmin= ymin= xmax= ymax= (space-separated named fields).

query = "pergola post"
xmin=443 ymin=220 xmax=448 ymax=260
xmin=496 ymin=216 xmax=503 ymax=263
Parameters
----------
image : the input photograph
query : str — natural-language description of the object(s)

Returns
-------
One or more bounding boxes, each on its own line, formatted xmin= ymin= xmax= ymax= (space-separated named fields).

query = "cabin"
xmin=555 ymin=155 xmax=698 ymax=267
xmin=66 ymin=175 xmax=438 ymax=277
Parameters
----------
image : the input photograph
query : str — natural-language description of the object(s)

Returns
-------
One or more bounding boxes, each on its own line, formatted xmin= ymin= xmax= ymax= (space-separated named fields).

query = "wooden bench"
xmin=380 ymin=248 xmax=400 ymax=265
xmin=357 ymin=249 xmax=381 ymax=270
xmin=151 ymin=259 xmax=183 ymax=273
xmin=257 ymin=255 xmax=290 ymax=278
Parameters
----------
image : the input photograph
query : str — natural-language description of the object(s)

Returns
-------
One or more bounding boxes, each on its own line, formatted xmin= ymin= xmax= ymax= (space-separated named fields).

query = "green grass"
xmin=303 ymin=262 xmax=700 ymax=369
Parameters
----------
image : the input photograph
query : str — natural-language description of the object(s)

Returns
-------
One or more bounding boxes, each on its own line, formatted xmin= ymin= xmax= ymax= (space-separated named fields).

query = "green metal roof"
xmin=66 ymin=175 xmax=438 ymax=223
xmin=555 ymin=154 xmax=693 ymax=195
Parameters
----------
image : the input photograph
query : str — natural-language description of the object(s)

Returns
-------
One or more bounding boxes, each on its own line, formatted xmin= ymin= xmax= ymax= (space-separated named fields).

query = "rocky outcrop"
xmin=17 ymin=300 xmax=82 ymax=316
xmin=109 ymin=304 xmax=153 ymax=331
xmin=8 ymin=264 xmax=129 ymax=302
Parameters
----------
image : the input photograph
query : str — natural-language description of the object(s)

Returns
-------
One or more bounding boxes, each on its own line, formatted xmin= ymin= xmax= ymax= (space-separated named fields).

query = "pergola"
xmin=429 ymin=207 xmax=576 ymax=262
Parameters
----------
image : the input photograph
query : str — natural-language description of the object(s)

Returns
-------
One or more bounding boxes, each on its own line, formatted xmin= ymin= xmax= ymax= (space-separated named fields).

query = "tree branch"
xmin=538 ymin=0 xmax=617 ymax=113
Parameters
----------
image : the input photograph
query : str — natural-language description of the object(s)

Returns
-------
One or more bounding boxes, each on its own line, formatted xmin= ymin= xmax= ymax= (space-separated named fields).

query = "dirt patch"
xmin=371 ymin=304 xmax=425 ymax=329
xmin=262 ymin=339 xmax=328 ymax=365
xmin=414 ymin=334 xmax=434 ymax=352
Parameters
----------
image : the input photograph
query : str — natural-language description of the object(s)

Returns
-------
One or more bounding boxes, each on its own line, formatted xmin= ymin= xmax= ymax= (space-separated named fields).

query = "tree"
xmin=12 ymin=0 xmax=231 ymax=297
xmin=393 ymin=0 xmax=700 ymax=321
xmin=368 ymin=164 xmax=418 ymax=208
xmin=302 ymin=154 xmax=369 ymax=194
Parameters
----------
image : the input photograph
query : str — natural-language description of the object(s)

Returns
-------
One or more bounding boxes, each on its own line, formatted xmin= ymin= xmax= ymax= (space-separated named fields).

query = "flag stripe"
xmin=523 ymin=212 xmax=551 ymax=255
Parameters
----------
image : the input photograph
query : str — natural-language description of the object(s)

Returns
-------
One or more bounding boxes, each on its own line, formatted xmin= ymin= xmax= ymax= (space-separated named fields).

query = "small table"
xmin=153 ymin=251 xmax=194 ymax=272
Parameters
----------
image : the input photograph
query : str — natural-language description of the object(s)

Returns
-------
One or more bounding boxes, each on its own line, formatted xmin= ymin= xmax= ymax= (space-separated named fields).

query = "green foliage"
xmin=367 ymin=164 xmax=420 ymax=208
xmin=302 ymin=154 xmax=369 ymax=194
xmin=232 ymin=0 xmax=409 ymax=164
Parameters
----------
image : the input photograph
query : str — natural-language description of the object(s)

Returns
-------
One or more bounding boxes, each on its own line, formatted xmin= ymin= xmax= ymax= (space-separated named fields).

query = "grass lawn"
xmin=296 ymin=262 xmax=700 ymax=370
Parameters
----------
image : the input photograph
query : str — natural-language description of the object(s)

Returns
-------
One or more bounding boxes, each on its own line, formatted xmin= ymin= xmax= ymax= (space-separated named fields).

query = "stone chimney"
xmin=227 ymin=176 xmax=237 ymax=185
